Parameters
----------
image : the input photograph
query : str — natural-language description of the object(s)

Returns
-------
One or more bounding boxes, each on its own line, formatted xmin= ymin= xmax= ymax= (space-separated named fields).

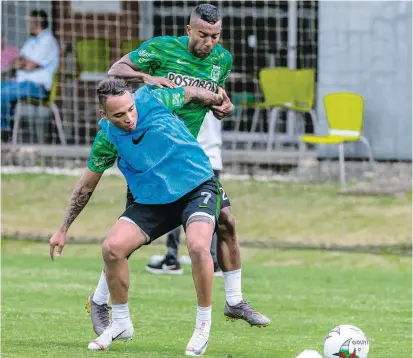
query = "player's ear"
xmin=186 ymin=24 xmax=191 ymax=36
xmin=99 ymin=109 xmax=107 ymax=119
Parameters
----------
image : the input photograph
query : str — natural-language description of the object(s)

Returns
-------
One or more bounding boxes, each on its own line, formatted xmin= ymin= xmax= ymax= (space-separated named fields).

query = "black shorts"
xmin=125 ymin=170 xmax=231 ymax=210
xmin=121 ymin=178 xmax=222 ymax=244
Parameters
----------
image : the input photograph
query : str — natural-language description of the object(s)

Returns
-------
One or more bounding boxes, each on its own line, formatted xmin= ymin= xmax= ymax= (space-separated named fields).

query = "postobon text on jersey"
xmin=167 ymin=72 xmax=218 ymax=93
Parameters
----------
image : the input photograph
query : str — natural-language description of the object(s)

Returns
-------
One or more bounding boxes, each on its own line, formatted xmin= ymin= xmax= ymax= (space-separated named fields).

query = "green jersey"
xmin=88 ymin=87 xmax=186 ymax=173
xmin=129 ymin=35 xmax=233 ymax=137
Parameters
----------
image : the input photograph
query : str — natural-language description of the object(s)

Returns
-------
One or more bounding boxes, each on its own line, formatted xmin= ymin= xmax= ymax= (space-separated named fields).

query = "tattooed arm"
xmin=49 ymin=169 xmax=103 ymax=261
xmin=59 ymin=169 xmax=102 ymax=232
xmin=183 ymin=86 xmax=223 ymax=107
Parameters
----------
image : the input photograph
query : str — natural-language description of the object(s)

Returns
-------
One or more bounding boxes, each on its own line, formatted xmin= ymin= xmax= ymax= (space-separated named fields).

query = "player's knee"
xmin=218 ymin=207 xmax=236 ymax=239
xmin=186 ymin=221 xmax=213 ymax=256
xmin=102 ymin=238 xmax=124 ymax=262
xmin=185 ymin=212 xmax=214 ymax=256
xmin=187 ymin=238 xmax=210 ymax=257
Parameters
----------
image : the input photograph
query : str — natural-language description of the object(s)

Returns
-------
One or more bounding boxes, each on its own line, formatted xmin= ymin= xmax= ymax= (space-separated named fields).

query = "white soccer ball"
xmin=296 ymin=349 xmax=323 ymax=358
xmin=324 ymin=324 xmax=369 ymax=358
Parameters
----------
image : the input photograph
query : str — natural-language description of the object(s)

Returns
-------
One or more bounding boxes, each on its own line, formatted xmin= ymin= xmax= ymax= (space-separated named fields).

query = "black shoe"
xmin=1 ymin=130 xmax=10 ymax=143
xmin=145 ymin=257 xmax=183 ymax=275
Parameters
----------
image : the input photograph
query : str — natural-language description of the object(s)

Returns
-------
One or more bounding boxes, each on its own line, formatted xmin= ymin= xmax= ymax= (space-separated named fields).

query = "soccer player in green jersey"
xmin=108 ymin=4 xmax=234 ymax=135
xmin=86 ymin=4 xmax=270 ymax=336
xmin=121 ymin=3 xmax=233 ymax=277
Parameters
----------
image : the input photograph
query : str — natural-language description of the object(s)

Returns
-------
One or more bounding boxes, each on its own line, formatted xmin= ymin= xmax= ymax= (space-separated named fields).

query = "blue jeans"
xmin=1 ymin=81 xmax=48 ymax=130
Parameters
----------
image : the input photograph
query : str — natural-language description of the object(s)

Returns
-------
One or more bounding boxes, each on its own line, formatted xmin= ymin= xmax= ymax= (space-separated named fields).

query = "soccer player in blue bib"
xmin=49 ymin=78 xmax=269 ymax=355
xmin=84 ymin=4 xmax=270 ymax=341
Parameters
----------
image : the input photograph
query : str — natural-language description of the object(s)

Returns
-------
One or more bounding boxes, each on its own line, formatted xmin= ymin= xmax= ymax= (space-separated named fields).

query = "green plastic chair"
xmin=121 ymin=39 xmax=145 ymax=56
xmin=75 ymin=39 xmax=110 ymax=74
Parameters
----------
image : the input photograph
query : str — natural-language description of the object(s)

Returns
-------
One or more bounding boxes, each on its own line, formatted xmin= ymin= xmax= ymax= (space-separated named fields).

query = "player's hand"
xmin=12 ymin=57 xmax=23 ymax=70
xmin=214 ymin=93 xmax=224 ymax=106
xmin=49 ymin=230 xmax=67 ymax=261
xmin=211 ymin=88 xmax=234 ymax=120
xmin=143 ymin=75 xmax=177 ymax=89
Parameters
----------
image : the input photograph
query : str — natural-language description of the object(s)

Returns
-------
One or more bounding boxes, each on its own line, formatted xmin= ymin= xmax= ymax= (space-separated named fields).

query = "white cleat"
xmin=87 ymin=321 xmax=134 ymax=351
xmin=185 ymin=322 xmax=210 ymax=356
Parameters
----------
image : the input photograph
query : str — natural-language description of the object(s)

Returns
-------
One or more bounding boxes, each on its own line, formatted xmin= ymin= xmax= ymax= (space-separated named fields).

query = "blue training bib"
xmin=99 ymin=86 xmax=213 ymax=204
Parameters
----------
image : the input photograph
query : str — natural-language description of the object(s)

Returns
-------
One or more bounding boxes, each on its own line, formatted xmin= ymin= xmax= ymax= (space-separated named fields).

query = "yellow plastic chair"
xmin=75 ymin=39 xmax=110 ymax=76
xmin=240 ymin=68 xmax=316 ymax=151
xmin=241 ymin=67 xmax=296 ymax=151
xmin=264 ymin=68 xmax=317 ymax=150
xmin=121 ymin=39 xmax=144 ymax=56
xmin=300 ymin=92 xmax=375 ymax=186
xmin=12 ymin=74 xmax=66 ymax=145
xmin=294 ymin=69 xmax=316 ymax=112
xmin=292 ymin=68 xmax=316 ymax=130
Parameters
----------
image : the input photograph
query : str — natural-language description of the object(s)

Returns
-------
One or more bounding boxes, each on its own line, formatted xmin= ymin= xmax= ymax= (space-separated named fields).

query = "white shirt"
xmin=16 ymin=29 xmax=59 ymax=91
xmin=197 ymin=111 xmax=223 ymax=171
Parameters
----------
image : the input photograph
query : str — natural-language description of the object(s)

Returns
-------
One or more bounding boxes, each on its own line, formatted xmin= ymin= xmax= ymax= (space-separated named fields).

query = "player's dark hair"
xmin=31 ymin=9 xmax=48 ymax=29
xmin=191 ymin=4 xmax=221 ymax=24
xmin=97 ymin=78 xmax=130 ymax=109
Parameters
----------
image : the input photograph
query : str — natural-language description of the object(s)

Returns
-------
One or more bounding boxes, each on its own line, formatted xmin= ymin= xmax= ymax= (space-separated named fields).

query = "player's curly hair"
xmin=191 ymin=4 xmax=221 ymax=24
xmin=97 ymin=78 xmax=131 ymax=109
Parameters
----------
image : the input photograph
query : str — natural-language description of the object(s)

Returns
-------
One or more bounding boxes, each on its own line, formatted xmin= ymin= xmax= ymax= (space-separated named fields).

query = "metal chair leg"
xmin=51 ymin=104 xmax=66 ymax=145
xmin=359 ymin=136 xmax=375 ymax=172
xmin=297 ymin=140 xmax=307 ymax=180
xmin=12 ymin=102 xmax=23 ymax=145
xmin=267 ymin=107 xmax=281 ymax=151
xmin=308 ymin=109 xmax=317 ymax=134
xmin=232 ymin=106 xmax=244 ymax=150
xmin=247 ymin=107 xmax=261 ymax=150
xmin=338 ymin=142 xmax=345 ymax=186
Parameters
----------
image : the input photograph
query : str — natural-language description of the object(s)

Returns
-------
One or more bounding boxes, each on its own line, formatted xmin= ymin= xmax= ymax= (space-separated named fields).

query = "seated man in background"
xmin=1 ymin=9 xmax=59 ymax=135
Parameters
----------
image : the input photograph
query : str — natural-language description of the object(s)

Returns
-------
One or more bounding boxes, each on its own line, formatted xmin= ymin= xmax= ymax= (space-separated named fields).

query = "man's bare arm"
xmin=59 ymin=169 xmax=103 ymax=233
xmin=108 ymin=55 xmax=147 ymax=81
xmin=108 ymin=55 xmax=176 ymax=88
xmin=184 ymin=86 xmax=223 ymax=107
xmin=49 ymin=169 xmax=103 ymax=260
xmin=12 ymin=57 xmax=41 ymax=71
xmin=23 ymin=58 xmax=40 ymax=70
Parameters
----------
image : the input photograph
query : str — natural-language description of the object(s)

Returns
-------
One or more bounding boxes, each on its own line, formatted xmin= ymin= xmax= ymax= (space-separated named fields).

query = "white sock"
xmin=196 ymin=305 xmax=212 ymax=330
xmin=112 ymin=303 xmax=131 ymax=326
xmin=223 ymin=269 xmax=243 ymax=306
xmin=93 ymin=270 xmax=110 ymax=305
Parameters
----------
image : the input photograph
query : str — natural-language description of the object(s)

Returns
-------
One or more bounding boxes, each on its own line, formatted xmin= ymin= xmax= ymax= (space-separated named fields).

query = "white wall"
xmin=316 ymin=1 xmax=412 ymax=160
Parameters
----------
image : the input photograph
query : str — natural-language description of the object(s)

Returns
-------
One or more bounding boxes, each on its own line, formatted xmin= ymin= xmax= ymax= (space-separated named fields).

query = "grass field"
xmin=2 ymin=174 xmax=412 ymax=247
xmin=1 ymin=240 xmax=411 ymax=358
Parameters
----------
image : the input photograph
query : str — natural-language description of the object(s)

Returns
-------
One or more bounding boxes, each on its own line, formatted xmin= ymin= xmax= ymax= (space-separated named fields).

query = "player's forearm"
xmin=184 ymin=86 xmax=223 ymax=107
xmin=108 ymin=61 xmax=148 ymax=83
xmin=22 ymin=58 xmax=40 ymax=70
xmin=59 ymin=169 xmax=102 ymax=233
